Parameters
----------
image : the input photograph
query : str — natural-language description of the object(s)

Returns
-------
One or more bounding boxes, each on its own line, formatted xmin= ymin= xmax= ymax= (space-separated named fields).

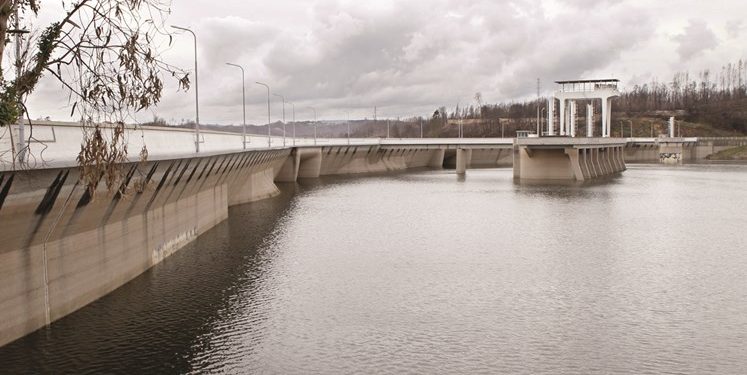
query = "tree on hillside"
xmin=0 ymin=0 xmax=188 ymax=194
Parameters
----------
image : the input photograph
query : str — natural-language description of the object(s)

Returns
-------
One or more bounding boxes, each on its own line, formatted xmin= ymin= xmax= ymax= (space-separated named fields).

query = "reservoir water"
xmin=1 ymin=165 xmax=746 ymax=374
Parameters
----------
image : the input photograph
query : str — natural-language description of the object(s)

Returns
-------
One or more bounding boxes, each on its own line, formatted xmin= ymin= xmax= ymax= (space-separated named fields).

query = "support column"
xmin=602 ymin=147 xmax=613 ymax=174
xmin=592 ymin=148 xmax=602 ymax=176
xmin=570 ymin=101 xmax=577 ymax=137
xmin=609 ymin=146 xmax=619 ymax=172
xmin=456 ymin=148 xmax=472 ymax=174
xmin=601 ymin=98 xmax=608 ymax=137
xmin=616 ymin=146 xmax=624 ymax=171
xmin=275 ymin=149 xmax=301 ymax=182
xmin=609 ymin=147 xmax=618 ymax=172
xmin=547 ymin=98 xmax=555 ymax=136
xmin=428 ymin=149 xmax=445 ymax=168
xmin=586 ymin=103 xmax=593 ymax=137
xmin=595 ymin=149 xmax=604 ymax=177
xmin=564 ymin=148 xmax=585 ymax=181
xmin=586 ymin=148 xmax=597 ymax=178
xmin=559 ymin=99 xmax=566 ymax=136
xmin=579 ymin=148 xmax=591 ymax=179
xmin=607 ymin=99 xmax=613 ymax=138
xmin=297 ymin=148 xmax=323 ymax=179
xmin=613 ymin=147 xmax=621 ymax=172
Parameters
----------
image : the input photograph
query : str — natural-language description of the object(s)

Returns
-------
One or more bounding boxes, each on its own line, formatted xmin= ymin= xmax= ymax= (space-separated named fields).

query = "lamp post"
xmin=255 ymin=81 xmax=271 ymax=147
xmin=456 ymin=101 xmax=462 ymax=138
xmin=273 ymin=93 xmax=286 ymax=147
xmin=347 ymin=111 xmax=351 ymax=145
xmin=630 ymin=120 xmax=633 ymax=138
xmin=420 ymin=118 xmax=423 ymax=138
xmin=171 ymin=25 xmax=201 ymax=153
xmin=288 ymin=101 xmax=296 ymax=145
xmin=225 ymin=62 xmax=246 ymax=149
xmin=308 ymin=107 xmax=317 ymax=145
xmin=374 ymin=106 xmax=377 ymax=138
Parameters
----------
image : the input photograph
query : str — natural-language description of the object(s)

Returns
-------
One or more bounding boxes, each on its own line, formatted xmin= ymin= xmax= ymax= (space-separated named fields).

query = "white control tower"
xmin=548 ymin=79 xmax=620 ymax=137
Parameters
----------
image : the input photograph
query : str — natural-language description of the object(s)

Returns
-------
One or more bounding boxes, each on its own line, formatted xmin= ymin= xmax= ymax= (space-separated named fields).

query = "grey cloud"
xmin=164 ymin=0 xmax=674 ymax=121
xmin=197 ymin=16 xmax=278 ymax=70
xmin=471 ymin=1 xmax=655 ymax=99
xmin=673 ymin=19 xmax=718 ymax=61
xmin=20 ymin=0 xmax=747 ymax=125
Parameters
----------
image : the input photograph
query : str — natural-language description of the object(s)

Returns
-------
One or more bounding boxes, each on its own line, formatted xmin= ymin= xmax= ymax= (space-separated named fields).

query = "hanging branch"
xmin=1 ymin=0 xmax=190 ymax=197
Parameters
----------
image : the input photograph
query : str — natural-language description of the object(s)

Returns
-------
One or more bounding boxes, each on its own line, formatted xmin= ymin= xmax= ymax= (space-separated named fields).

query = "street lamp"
xmin=346 ymin=111 xmax=350 ymax=145
xmin=308 ymin=106 xmax=317 ymax=145
xmin=255 ymin=81 xmax=271 ymax=147
xmin=171 ymin=25 xmax=201 ymax=153
xmin=288 ymin=101 xmax=296 ymax=146
xmin=225 ymin=62 xmax=246 ymax=149
xmin=455 ymin=101 xmax=461 ymax=138
xmin=273 ymin=93 xmax=286 ymax=147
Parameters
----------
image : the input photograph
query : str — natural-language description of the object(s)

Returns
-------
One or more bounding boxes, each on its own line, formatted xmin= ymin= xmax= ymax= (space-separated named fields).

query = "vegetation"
xmin=398 ymin=60 xmax=747 ymax=138
xmin=0 ymin=0 xmax=188 ymax=197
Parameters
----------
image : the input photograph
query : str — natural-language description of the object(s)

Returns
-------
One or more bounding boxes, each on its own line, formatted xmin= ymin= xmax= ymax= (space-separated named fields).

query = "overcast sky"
xmin=21 ymin=0 xmax=747 ymax=125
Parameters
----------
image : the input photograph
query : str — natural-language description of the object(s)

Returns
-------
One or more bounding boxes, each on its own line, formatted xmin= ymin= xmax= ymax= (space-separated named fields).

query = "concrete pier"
xmin=513 ymin=137 xmax=626 ymax=181
xmin=456 ymin=149 xmax=472 ymax=174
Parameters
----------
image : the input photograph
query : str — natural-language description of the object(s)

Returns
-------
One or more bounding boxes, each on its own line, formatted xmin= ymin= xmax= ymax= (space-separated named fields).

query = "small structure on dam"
xmin=548 ymin=79 xmax=620 ymax=138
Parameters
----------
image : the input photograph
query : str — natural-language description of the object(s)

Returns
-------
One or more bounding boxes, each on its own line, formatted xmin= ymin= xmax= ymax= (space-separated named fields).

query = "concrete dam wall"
xmin=625 ymin=137 xmax=747 ymax=163
xmin=0 ymin=148 xmax=289 ymax=348
xmin=1 ymin=144 xmax=497 ymax=347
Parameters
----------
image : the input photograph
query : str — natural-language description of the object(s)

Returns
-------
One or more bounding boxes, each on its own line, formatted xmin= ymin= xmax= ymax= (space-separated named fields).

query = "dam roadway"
xmin=0 ymin=121 xmax=746 ymax=348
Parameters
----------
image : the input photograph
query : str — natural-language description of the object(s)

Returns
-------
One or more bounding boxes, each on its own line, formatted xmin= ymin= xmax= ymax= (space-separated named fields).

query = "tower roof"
xmin=555 ymin=79 xmax=619 ymax=84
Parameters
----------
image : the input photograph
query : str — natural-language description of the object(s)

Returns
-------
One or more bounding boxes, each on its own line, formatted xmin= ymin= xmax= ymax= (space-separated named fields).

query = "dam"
xmin=0 ymin=121 xmax=746 ymax=350
xmin=0 ymin=122 xmax=517 ymax=348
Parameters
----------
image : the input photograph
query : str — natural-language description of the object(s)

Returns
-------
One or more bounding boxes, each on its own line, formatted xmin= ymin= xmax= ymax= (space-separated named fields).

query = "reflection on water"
xmin=2 ymin=165 xmax=747 ymax=374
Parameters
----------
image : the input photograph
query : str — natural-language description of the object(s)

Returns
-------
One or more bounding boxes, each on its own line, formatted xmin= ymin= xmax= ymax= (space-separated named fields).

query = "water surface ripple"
xmin=1 ymin=165 xmax=746 ymax=374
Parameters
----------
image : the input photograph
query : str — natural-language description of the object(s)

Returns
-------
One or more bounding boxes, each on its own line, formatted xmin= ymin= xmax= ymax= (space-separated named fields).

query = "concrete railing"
xmin=0 ymin=121 xmax=382 ymax=170
xmin=0 ymin=121 xmax=517 ymax=171
xmin=517 ymin=137 xmax=627 ymax=146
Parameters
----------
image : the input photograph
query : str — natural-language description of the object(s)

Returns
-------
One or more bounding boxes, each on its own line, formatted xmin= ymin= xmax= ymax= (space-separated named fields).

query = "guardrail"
xmin=0 ymin=121 xmax=517 ymax=171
